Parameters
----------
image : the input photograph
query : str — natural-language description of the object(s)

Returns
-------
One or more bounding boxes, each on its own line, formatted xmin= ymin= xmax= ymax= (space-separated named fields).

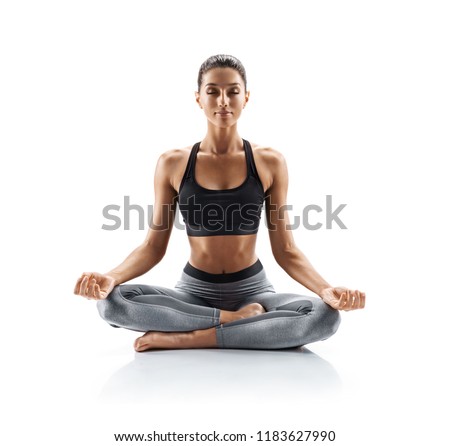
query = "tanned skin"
xmin=74 ymin=67 xmax=365 ymax=351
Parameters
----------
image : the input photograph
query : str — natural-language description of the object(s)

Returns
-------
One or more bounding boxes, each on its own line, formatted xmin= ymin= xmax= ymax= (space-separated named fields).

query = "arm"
xmin=74 ymin=150 xmax=179 ymax=299
xmin=264 ymin=149 xmax=331 ymax=296
xmin=104 ymin=151 xmax=178 ymax=285
xmin=263 ymin=149 xmax=365 ymax=310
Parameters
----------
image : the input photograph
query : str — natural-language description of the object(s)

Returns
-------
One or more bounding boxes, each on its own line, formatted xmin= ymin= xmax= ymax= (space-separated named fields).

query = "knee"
xmin=313 ymin=298 xmax=341 ymax=340
xmin=96 ymin=285 xmax=124 ymax=326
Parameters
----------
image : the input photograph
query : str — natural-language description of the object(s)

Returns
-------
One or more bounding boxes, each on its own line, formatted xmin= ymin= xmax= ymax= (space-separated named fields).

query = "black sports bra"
xmin=177 ymin=138 xmax=265 ymax=237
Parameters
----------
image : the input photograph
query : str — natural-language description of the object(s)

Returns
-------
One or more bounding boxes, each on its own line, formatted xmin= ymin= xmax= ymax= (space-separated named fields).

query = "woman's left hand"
xmin=319 ymin=287 xmax=366 ymax=311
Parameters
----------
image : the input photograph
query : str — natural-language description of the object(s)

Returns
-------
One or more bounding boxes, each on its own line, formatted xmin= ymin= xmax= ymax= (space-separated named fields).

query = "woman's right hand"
xmin=74 ymin=272 xmax=117 ymax=300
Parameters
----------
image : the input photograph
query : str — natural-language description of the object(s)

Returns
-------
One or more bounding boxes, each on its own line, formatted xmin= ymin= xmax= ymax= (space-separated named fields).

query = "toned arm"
xmin=263 ymin=149 xmax=332 ymax=296
xmin=104 ymin=150 xmax=179 ymax=285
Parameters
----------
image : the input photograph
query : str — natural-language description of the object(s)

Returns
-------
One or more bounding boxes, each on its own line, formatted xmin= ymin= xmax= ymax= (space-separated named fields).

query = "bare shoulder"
xmin=157 ymin=145 xmax=191 ymax=167
xmin=250 ymin=142 xmax=286 ymax=166
xmin=247 ymin=142 xmax=287 ymax=192
xmin=155 ymin=145 xmax=193 ymax=192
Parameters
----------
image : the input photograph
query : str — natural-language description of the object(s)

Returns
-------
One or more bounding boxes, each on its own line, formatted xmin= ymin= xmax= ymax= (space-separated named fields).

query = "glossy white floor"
xmin=98 ymin=347 xmax=342 ymax=403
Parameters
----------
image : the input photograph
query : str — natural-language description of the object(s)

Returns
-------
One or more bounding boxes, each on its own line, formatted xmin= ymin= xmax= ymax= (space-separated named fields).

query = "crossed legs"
xmin=97 ymin=284 xmax=341 ymax=352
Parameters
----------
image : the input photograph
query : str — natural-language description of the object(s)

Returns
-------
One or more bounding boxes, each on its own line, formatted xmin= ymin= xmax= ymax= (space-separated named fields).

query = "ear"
xmin=244 ymin=90 xmax=250 ymax=107
xmin=195 ymin=91 xmax=203 ymax=108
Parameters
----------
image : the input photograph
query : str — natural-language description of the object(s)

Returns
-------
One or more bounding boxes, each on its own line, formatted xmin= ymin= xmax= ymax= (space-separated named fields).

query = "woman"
xmin=74 ymin=54 xmax=365 ymax=352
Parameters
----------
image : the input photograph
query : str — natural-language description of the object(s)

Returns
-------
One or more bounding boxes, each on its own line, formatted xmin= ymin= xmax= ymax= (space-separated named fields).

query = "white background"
xmin=1 ymin=1 xmax=449 ymax=445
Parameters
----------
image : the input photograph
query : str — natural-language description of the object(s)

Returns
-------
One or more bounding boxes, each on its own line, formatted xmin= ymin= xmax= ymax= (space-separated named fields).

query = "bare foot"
xmin=134 ymin=327 xmax=217 ymax=352
xmin=220 ymin=303 xmax=266 ymax=324
xmin=134 ymin=303 xmax=267 ymax=352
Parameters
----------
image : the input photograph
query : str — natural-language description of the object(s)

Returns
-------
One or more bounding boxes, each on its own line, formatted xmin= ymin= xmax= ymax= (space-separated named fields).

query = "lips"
xmin=216 ymin=111 xmax=232 ymax=115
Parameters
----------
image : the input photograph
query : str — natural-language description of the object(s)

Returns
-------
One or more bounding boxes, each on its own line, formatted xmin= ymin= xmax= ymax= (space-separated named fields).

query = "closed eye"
xmin=206 ymin=91 xmax=240 ymax=95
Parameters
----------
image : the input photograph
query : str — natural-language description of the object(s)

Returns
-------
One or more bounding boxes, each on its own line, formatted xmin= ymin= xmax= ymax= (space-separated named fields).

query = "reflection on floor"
xmin=99 ymin=347 xmax=341 ymax=404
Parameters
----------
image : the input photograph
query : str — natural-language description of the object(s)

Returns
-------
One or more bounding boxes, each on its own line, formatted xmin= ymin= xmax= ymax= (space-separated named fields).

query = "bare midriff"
xmin=187 ymin=233 xmax=259 ymax=274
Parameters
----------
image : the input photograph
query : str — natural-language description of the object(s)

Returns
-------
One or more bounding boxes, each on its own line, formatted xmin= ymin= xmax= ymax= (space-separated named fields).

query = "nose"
xmin=219 ymin=91 xmax=229 ymax=107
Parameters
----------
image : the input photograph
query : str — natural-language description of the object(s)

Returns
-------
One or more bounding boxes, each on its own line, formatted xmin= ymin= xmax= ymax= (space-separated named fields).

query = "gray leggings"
xmin=97 ymin=265 xmax=341 ymax=349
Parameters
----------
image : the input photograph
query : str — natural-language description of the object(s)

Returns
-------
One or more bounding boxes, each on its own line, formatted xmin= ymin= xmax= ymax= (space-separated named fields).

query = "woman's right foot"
xmin=220 ymin=303 xmax=266 ymax=324
xmin=134 ymin=328 xmax=217 ymax=352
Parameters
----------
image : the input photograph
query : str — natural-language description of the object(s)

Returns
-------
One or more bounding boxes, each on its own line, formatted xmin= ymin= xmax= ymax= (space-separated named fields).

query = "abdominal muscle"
xmin=187 ymin=233 xmax=259 ymax=274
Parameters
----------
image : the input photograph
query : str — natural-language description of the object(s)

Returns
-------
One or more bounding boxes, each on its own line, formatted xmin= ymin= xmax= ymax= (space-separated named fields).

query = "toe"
xmin=252 ymin=303 xmax=266 ymax=314
xmin=134 ymin=337 xmax=144 ymax=352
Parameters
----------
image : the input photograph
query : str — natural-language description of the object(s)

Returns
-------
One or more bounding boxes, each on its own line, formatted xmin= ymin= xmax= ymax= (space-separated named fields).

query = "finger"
xmin=358 ymin=291 xmax=364 ymax=308
xmin=352 ymin=290 xmax=361 ymax=309
xmin=93 ymin=283 xmax=101 ymax=299
xmin=87 ymin=274 xmax=95 ymax=291
xmin=361 ymin=292 xmax=366 ymax=308
xmin=345 ymin=290 xmax=353 ymax=310
xmin=342 ymin=290 xmax=349 ymax=310
xmin=357 ymin=290 xmax=365 ymax=309
xmin=338 ymin=292 xmax=347 ymax=310
xmin=74 ymin=277 xmax=83 ymax=295
xmin=86 ymin=278 xmax=96 ymax=297
xmin=83 ymin=274 xmax=94 ymax=297
xmin=80 ymin=275 xmax=89 ymax=295
xmin=344 ymin=290 xmax=354 ymax=311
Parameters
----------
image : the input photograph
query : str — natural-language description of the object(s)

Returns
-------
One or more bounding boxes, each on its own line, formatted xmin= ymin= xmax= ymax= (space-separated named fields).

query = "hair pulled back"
xmin=197 ymin=54 xmax=247 ymax=92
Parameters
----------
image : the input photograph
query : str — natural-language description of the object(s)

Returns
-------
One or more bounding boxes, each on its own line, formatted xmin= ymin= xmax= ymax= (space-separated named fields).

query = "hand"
xmin=319 ymin=286 xmax=366 ymax=311
xmin=74 ymin=272 xmax=116 ymax=300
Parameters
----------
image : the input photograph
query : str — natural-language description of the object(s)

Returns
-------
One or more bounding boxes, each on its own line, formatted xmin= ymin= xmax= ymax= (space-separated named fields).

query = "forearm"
xmin=274 ymin=247 xmax=332 ymax=296
xmin=104 ymin=242 xmax=164 ymax=285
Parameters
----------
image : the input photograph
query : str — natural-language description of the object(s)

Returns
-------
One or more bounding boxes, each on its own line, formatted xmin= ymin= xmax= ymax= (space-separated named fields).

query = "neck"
xmin=201 ymin=123 xmax=243 ymax=154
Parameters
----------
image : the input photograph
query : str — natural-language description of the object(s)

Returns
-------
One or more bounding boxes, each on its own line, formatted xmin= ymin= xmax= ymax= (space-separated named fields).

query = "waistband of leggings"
xmin=183 ymin=259 xmax=263 ymax=283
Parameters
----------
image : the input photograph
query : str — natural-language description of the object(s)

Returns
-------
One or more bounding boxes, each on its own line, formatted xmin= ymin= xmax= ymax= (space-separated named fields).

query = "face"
xmin=195 ymin=67 xmax=250 ymax=127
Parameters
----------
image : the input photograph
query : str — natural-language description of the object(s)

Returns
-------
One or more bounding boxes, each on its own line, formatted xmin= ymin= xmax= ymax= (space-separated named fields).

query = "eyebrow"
xmin=204 ymin=83 xmax=241 ymax=87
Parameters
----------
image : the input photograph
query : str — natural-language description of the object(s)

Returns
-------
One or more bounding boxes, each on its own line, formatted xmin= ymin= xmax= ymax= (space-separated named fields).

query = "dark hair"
xmin=197 ymin=54 xmax=247 ymax=93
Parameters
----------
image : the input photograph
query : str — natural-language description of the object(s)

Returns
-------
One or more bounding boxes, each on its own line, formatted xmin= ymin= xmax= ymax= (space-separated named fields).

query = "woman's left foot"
xmin=220 ymin=302 xmax=266 ymax=323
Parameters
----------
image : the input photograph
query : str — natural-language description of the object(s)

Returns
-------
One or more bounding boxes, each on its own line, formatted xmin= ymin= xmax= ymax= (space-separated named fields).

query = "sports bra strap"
xmin=185 ymin=142 xmax=200 ymax=179
xmin=178 ymin=142 xmax=200 ymax=192
xmin=244 ymin=139 xmax=262 ymax=183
